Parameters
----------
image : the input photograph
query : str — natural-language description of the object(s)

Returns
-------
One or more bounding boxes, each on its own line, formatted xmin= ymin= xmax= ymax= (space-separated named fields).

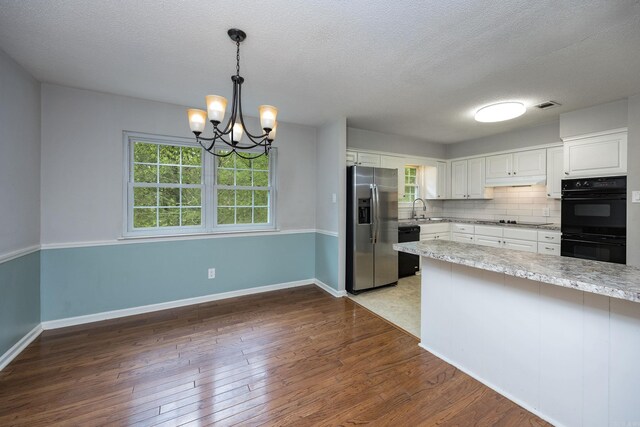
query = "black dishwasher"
xmin=398 ymin=225 xmax=420 ymax=278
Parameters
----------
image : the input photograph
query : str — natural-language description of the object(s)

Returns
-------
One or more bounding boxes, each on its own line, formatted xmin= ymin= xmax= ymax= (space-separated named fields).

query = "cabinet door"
xmin=420 ymin=233 xmax=437 ymax=241
xmin=563 ymin=132 xmax=627 ymax=178
xmin=546 ymin=147 xmax=563 ymax=199
xmin=436 ymin=162 xmax=447 ymax=199
xmin=357 ymin=152 xmax=382 ymax=167
xmin=451 ymin=160 xmax=468 ymax=199
xmin=486 ymin=154 xmax=512 ymax=179
xmin=452 ymin=233 xmax=474 ymax=243
xmin=466 ymin=158 xmax=485 ymax=199
xmin=503 ymin=238 xmax=537 ymax=253
xmin=475 ymin=235 xmax=502 ymax=248
xmin=346 ymin=151 xmax=357 ymax=166
xmin=513 ymin=149 xmax=546 ymax=177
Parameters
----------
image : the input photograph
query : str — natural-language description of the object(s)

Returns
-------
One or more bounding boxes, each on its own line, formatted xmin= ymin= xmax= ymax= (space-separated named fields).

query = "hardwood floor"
xmin=0 ymin=285 xmax=550 ymax=426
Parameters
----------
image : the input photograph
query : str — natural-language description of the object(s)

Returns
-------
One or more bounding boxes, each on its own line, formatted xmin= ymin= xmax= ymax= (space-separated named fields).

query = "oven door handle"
xmin=561 ymin=196 xmax=626 ymax=201
xmin=562 ymin=238 xmax=626 ymax=246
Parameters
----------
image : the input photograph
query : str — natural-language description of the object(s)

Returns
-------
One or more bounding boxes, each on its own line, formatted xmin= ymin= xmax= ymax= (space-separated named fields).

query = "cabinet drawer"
xmin=475 ymin=235 xmax=502 ymax=248
xmin=452 ymin=223 xmax=475 ymax=234
xmin=420 ymin=233 xmax=437 ymax=241
xmin=474 ymin=225 xmax=503 ymax=237
xmin=538 ymin=243 xmax=560 ymax=256
xmin=503 ymin=238 xmax=537 ymax=253
xmin=503 ymin=228 xmax=537 ymax=241
xmin=538 ymin=231 xmax=561 ymax=244
xmin=420 ymin=223 xmax=450 ymax=234
xmin=452 ymin=233 xmax=474 ymax=243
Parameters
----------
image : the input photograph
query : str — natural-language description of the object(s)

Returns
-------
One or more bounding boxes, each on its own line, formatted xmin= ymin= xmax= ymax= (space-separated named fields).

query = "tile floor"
xmin=348 ymin=274 xmax=420 ymax=337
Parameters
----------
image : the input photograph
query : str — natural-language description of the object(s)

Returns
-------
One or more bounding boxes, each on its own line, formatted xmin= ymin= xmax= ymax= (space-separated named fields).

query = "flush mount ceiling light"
xmin=474 ymin=102 xmax=526 ymax=123
xmin=187 ymin=29 xmax=278 ymax=159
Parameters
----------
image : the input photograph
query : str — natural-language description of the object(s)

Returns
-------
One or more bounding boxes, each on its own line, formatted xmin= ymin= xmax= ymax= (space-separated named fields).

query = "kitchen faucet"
xmin=411 ymin=198 xmax=427 ymax=219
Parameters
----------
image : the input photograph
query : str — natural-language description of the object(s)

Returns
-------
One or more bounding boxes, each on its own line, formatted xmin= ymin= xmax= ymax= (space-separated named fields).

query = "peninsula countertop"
xmin=394 ymin=240 xmax=640 ymax=303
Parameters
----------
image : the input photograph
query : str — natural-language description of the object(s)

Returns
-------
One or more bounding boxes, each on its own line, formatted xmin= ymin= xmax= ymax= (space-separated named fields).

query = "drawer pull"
xmin=545 ymin=236 xmax=554 ymax=239
xmin=545 ymin=246 xmax=554 ymax=250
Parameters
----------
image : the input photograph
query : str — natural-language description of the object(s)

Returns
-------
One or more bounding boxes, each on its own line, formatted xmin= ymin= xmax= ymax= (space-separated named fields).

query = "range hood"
xmin=485 ymin=174 xmax=547 ymax=187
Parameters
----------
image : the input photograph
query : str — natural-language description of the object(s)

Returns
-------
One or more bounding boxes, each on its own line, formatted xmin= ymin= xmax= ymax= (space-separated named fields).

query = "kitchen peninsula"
xmin=395 ymin=240 xmax=640 ymax=427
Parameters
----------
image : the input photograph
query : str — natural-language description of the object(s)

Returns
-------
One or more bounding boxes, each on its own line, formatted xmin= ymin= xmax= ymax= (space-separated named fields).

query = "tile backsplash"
xmin=400 ymin=185 xmax=561 ymax=224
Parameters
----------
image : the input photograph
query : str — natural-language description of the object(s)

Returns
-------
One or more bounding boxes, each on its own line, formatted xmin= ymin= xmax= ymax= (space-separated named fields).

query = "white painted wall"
xmin=627 ymin=94 xmax=640 ymax=267
xmin=348 ymin=127 xmax=445 ymax=159
xmin=0 ymin=49 xmax=41 ymax=255
xmin=40 ymin=84 xmax=317 ymax=245
xmin=560 ymin=99 xmax=629 ymax=139
xmin=445 ymin=121 xmax=560 ymax=159
xmin=316 ymin=119 xmax=345 ymax=233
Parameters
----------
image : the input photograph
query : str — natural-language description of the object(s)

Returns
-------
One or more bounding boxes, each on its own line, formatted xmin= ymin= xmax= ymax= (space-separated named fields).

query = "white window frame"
xmin=123 ymin=131 xmax=277 ymax=237
xmin=399 ymin=165 xmax=421 ymax=205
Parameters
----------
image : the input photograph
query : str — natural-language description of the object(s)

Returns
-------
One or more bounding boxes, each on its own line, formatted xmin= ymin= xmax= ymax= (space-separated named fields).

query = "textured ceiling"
xmin=1 ymin=0 xmax=640 ymax=143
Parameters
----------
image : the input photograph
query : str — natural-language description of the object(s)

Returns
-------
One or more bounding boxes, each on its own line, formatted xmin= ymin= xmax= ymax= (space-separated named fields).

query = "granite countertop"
xmin=394 ymin=240 xmax=640 ymax=303
xmin=399 ymin=217 xmax=561 ymax=231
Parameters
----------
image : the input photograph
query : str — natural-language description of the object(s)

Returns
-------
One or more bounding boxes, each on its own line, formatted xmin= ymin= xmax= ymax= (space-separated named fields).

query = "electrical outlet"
xmin=542 ymin=207 xmax=550 ymax=217
xmin=633 ymin=191 xmax=640 ymax=204
xmin=208 ymin=268 xmax=216 ymax=279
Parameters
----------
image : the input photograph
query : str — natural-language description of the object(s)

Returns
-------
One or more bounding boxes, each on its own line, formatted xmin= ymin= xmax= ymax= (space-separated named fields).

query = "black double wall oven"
xmin=561 ymin=176 xmax=626 ymax=264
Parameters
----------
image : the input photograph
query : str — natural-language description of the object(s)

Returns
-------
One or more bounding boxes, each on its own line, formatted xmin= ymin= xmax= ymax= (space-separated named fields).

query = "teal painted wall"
xmin=40 ymin=233 xmax=316 ymax=321
xmin=0 ymin=252 xmax=41 ymax=355
xmin=315 ymin=233 xmax=339 ymax=290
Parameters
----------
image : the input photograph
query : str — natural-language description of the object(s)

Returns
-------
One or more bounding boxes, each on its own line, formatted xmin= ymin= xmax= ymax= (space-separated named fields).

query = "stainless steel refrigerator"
xmin=346 ymin=166 xmax=398 ymax=294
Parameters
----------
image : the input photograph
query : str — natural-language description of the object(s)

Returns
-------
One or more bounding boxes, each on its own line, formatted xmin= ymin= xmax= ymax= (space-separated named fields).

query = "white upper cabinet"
xmin=513 ymin=149 xmax=546 ymax=177
xmin=546 ymin=146 xmax=563 ymax=199
xmin=563 ymin=130 xmax=627 ymax=178
xmin=347 ymin=151 xmax=382 ymax=167
xmin=437 ymin=161 xmax=447 ymax=199
xmin=485 ymin=149 xmax=546 ymax=185
xmin=424 ymin=161 xmax=448 ymax=200
xmin=486 ymin=154 xmax=512 ymax=179
xmin=451 ymin=158 xmax=492 ymax=199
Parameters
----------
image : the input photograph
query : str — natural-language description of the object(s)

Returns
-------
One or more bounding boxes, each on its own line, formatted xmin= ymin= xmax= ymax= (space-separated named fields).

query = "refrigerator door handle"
xmin=374 ymin=184 xmax=381 ymax=243
xmin=370 ymin=184 xmax=376 ymax=243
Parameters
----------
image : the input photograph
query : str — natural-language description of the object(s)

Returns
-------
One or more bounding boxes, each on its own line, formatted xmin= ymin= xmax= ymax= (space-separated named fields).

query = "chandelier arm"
xmin=236 ymin=83 xmax=270 ymax=140
xmin=234 ymin=149 xmax=267 ymax=160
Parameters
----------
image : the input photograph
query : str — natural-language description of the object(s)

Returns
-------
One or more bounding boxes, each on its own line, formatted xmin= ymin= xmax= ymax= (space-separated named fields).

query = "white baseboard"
xmin=0 ymin=324 xmax=43 ymax=371
xmin=41 ymin=278 xmax=345 ymax=330
xmin=417 ymin=342 xmax=563 ymax=427
xmin=313 ymin=279 xmax=347 ymax=297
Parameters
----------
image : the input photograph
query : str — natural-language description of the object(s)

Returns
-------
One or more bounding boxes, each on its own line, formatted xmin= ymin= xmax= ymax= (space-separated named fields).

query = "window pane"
xmin=134 ymin=208 xmax=157 ymax=228
xmin=252 ymin=156 xmax=269 ymax=171
xmin=254 ymin=190 xmax=268 ymax=206
xmin=254 ymin=171 xmax=268 ymax=187
xmin=134 ymin=187 xmax=157 ymax=206
xmin=159 ymin=208 xmax=180 ymax=227
xmin=182 ymin=147 xmax=201 ymax=166
xmin=236 ymin=190 xmax=252 ymax=206
xmin=237 ymin=207 xmax=252 ymax=224
xmin=236 ymin=169 xmax=252 ymax=186
xmin=159 ymin=165 xmax=180 ymax=183
xmin=182 ymin=166 xmax=201 ymax=184
xmin=218 ymin=189 xmax=235 ymax=206
xmin=181 ymin=188 xmax=201 ymax=207
xmin=217 ymin=169 xmax=234 ymax=186
xmin=159 ymin=187 xmax=180 ymax=206
xmin=254 ymin=207 xmax=268 ymax=223
xmin=181 ymin=208 xmax=201 ymax=226
xmin=159 ymin=145 xmax=180 ymax=164
xmin=134 ymin=164 xmax=157 ymax=183
xmin=218 ymin=207 xmax=235 ymax=224
xmin=236 ymin=156 xmax=251 ymax=170
xmin=134 ymin=142 xmax=157 ymax=163
xmin=217 ymin=153 xmax=234 ymax=169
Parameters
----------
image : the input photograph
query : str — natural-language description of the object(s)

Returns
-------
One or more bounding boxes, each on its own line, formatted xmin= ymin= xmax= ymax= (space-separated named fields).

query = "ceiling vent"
xmin=535 ymin=101 xmax=561 ymax=110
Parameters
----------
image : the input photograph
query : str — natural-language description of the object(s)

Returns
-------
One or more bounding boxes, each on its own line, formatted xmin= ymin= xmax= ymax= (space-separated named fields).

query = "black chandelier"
xmin=187 ymin=29 xmax=278 ymax=159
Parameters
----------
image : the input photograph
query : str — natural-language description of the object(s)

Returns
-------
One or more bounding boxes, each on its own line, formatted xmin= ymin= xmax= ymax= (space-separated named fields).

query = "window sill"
xmin=119 ymin=227 xmax=280 ymax=242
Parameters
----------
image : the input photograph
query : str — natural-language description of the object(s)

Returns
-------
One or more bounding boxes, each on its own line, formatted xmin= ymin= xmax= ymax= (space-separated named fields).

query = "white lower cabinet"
xmin=452 ymin=233 xmax=474 ymax=243
xmin=420 ymin=223 xmax=450 ymax=241
xmin=503 ymin=238 xmax=538 ymax=253
xmin=538 ymin=243 xmax=560 ymax=255
xmin=450 ymin=223 xmax=561 ymax=255
xmin=475 ymin=235 xmax=502 ymax=248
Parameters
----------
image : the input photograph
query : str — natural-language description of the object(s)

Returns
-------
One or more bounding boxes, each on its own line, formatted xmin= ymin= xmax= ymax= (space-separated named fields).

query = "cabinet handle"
xmin=547 ymin=193 xmax=551 ymax=197
xmin=545 ymin=236 xmax=553 ymax=239
xmin=508 ymin=172 xmax=511 ymax=175
xmin=565 ymin=172 xmax=569 ymax=175
xmin=545 ymin=246 xmax=554 ymax=250
xmin=513 ymin=171 xmax=517 ymax=175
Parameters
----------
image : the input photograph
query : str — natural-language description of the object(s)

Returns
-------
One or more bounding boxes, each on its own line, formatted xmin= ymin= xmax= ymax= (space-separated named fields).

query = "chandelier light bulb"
xmin=187 ymin=109 xmax=207 ymax=133
xmin=231 ymin=122 xmax=244 ymax=143
xmin=206 ymin=95 xmax=228 ymax=124
xmin=475 ymin=102 xmax=526 ymax=123
xmin=267 ymin=122 xmax=278 ymax=141
xmin=259 ymin=105 xmax=278 ymax=131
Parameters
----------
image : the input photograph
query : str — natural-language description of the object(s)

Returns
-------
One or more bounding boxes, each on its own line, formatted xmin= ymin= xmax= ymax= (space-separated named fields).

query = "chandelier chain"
xmin=236 ymin=41 xmax=240 ymax=77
